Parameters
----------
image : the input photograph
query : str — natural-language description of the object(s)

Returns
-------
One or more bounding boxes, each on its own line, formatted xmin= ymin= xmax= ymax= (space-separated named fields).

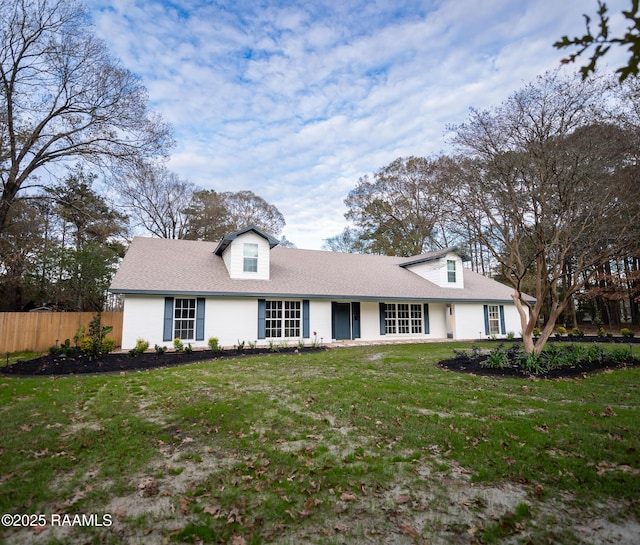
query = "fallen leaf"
xmin=204 ymin=505 xmax=221 ymax=516
xmin=340 ymin=492 xmax=356 ymax=501
xmin=20 ymin=424 xmax=32 ymax=432
xmin=179 ymin=496 xmax=190 ymax=515
xmin=230 ymin=535 xmax=246 ymax=545
xmin=398 ymin=523 xmax=419 ymax=537
xmin=396 ymin=494 xmax=411 ymax=505
xmin=334 ymin=522 xmax=349 ymax=532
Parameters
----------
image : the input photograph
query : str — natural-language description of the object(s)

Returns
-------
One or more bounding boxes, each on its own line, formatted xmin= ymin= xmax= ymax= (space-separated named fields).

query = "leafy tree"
xmin=40 ymin=166 xmax=126 ymax=310
xmin=344 ymin=156 xmax=450 ymax=257
xmin=0 ymin=0 xmax=172 ymax=235
xmin=555 ymin=0 xmax=640 ymax=81
xmin=448 ymin=71 xmax=639 ymax=354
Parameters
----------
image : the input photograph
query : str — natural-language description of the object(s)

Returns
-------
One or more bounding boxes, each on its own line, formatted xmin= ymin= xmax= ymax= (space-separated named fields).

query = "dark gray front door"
xmin=332 ymin=302 xmax=351 ymax=340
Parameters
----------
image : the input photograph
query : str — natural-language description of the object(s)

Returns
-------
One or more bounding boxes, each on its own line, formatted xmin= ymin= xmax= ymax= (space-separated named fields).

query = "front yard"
xmin=1 ymin=342 xmax=638 ymax=544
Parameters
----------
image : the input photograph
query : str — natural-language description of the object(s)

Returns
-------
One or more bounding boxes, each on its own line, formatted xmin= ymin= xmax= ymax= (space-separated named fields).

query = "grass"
xmin=0 ymin=341 xmax=638 ymax=544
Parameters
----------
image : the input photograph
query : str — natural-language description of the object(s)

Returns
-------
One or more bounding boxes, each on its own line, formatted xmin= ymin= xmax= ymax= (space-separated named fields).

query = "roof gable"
xmin=214 ymin=226 xmax=280 ymax=256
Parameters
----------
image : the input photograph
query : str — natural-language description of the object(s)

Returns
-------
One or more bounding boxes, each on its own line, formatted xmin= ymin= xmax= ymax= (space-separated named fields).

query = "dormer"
xmin=399 ymin=248 xmax=470 ymax=288
xmin=214 ymin=226 xmax=279 ymax=280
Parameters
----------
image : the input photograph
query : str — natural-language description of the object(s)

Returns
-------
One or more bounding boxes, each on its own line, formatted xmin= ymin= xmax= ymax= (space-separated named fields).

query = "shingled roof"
xmin=109 ymin=237 xmax=519 ymax=303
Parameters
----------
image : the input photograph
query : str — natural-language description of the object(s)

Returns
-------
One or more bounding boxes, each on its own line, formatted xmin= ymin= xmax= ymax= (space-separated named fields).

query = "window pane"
xmin=174 ymin=298 xmax=196 ymax=340
xmin=243 ymin=243 xmax=258 ymax=272
xmin=488 ymin=305 xmax=500 ymax=335
xmin=385 ymin=303 xmax=397 ymax=334
xmin=447 ymin=260 xmax=456 ymax=283
xmin=410 ymin=304 xmax=423 ymax=334
xmin=398 ymin=303 xmax=410 ymax=334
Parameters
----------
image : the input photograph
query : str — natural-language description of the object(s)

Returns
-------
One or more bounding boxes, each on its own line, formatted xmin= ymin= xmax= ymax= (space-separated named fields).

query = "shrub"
xmin=569 ymin=327 xmax=584 ymax=338
xmin=236 ymin=340 xmax=245 ymax=351
xmin=532 ymin=327 xmax=541 ymax=338
xmin=184 ymin=343 xmax=193 ymax=353
xmin=154 ymin=344 xmax=167 ymax=355
xmin=620 ymin=328 xmax=635 ymax=338
xmin=208 ymin=337 xmax=222 ymax=353
xmin=481 ymin=344 xmax=510 ymax=369
xmin=129 ymin=338 xmax=149 ymax=357
xmin=173 ymin=338 xmax=184 ymax=351
xmin=556 ymin=326 xmax=567 ymax=336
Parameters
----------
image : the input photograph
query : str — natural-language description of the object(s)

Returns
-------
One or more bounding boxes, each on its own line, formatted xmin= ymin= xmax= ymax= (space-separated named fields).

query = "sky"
xmin=85 ymin=0 xmax=628 ymax=250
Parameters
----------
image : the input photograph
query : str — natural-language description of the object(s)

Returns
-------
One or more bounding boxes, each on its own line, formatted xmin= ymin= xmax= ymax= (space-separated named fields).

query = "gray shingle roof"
xmin=109 ymin=237 xmax=519 ymax=302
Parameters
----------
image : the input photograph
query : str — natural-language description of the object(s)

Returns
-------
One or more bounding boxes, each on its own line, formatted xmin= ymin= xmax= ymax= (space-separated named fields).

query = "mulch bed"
xmin=0 ymin=347 xmax=324 ymax=376
xmin=439 ymin=354 xmax=640 ymax=379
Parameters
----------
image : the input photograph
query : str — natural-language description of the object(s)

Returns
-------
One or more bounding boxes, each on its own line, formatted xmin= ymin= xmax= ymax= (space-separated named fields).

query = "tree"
xmin=113 ymin=162 xmax=193 ymax=239
xmin=44 ymin=166 xmax=127 ymax=310
xmin=344 ymin=156 xmax=450 ymax=257
xmin=448 ymin=72 xmax=639 ymax=354
xmin=0 ymin=0 xmax=172 ymax=235
xmin=220 ymin=190 xmax=285 ymax=238
xmin=554 ymin=0 xmax=640 ymax=81
xmin=322 ymin=227 xmax=368 ymax=253
xmin=183 ymin=189 xmax=230 ymax=242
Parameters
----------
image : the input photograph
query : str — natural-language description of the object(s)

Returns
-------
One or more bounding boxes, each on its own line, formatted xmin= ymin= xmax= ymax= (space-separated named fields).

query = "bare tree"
xmin=449 ymin=71 xmax=638 ymax=354
xmin=221 ymin=190 xmax=285 ymax=238
xmin=113 ymin=162 xmax=193 ymax=239
xmin=0 ymin=0 xmax=173 ymax=235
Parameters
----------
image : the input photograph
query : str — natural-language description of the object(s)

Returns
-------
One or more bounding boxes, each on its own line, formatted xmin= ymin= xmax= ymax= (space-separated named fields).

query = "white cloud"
xmin=88 ymin=0 xmax=609 ymax=249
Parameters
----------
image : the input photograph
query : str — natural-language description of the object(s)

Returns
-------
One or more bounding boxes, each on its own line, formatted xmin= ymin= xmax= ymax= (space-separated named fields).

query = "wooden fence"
xmin=0 ymin=312 xmax=123 ymax=353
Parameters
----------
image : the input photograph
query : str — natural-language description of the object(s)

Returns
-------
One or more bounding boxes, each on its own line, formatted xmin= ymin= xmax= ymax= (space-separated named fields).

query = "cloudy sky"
xmin=85 ymin=0 xmax=626 ymax=249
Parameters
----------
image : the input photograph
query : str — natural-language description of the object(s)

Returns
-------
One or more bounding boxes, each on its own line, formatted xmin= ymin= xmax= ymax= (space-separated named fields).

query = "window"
xmin=447 ymin=260 xmax=456 ymax=283
xmin=243 ymin=243 xmax=258 ymax=272
xmin=487 ymin=305 xmax=500 ymax=335
xmin=384 ymin=303 xmax=423 ymax=334
xmin=265 ymin=300 xmax=301 ymax=338
xmin=174 ymin=298 xmax=196 ymax=340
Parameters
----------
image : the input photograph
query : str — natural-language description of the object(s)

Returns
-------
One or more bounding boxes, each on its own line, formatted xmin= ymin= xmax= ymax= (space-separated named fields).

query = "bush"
xmin=569 ymin=327 xmax=584 ymax=338
xmin=532 ymin=327 xmax=541 ymax=338
xmin=173 ymin=338 xmax=184 ymax=351
xmin=129 ymin=338 xmax=149 ymax=357
xmin=208 ymin=337 xmax=222 ymax=353
xmin=154 ymin=344 xmax=167 ymax=355
xmin=620 ymin=328 xmax=635 ymax=338
xmin=481 ymin=344 xmax=510 ymax=369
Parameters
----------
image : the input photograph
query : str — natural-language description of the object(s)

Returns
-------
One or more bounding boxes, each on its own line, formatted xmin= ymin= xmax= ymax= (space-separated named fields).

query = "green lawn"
xmin=1 ymin=342 xmax=638 ymax=544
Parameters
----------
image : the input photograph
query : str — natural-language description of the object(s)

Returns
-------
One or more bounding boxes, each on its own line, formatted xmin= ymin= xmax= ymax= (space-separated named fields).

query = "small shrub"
xmin=236 ymin=340 xmax=245 ymax=351
xmin=556 ymin=326 xmax=567 ymax=336
xmin=73 ymin=325 xmax=86 ymax=347
xmin=597 ymin=327 xmax=607 ymax=337
xmin=173 ymin=338 xmax=184 ymax=351
xmin=154 ymin=344 xmax=167 ymax=355
xmin=298 ymin=338 xmax=305 ymax=349
xmin=247 ymin=340 xmax=256 ymax=350
xmin=570 ymin=327 xmax=584 ymax=338
xmin=482 ymin=345 xmax=510 ymax=369
xmin=532 ymin=327 xmax=541 ymax=338
xmin=268 ymin=340 xmax=279 ymax=352
xmin=620 ymin=328 xmax=635 ymax=338
xmin=208 ymin=337 xmax=222 ymax=353
xmin=506 ymin=331 xmax=515 ymax=340
xmin=129 ymin=338 xmax=149 ymax=357
xmin=184 ymin=343 xmax=193 ymax=353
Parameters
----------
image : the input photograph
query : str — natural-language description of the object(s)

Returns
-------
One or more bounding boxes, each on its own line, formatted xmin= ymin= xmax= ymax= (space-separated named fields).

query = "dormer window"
xmin=447 ymin=260 xmax=456 ymax=283
xmin=243 ymin=243 xmax=258 ymax=272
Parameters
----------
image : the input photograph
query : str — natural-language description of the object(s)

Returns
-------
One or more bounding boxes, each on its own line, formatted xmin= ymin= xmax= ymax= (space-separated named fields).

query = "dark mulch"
xmin=1 ymin=347 xmax=324 ymax=377
xmin=439 ymin=353 xmax=640 ymax=379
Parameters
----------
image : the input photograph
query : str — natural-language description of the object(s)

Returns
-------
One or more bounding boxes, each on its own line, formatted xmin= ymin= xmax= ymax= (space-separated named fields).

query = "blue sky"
xmin=85 ymin=0 xmax=627 ymax=249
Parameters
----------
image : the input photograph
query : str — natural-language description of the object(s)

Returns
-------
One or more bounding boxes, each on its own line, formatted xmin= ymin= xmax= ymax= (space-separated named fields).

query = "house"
xmin=109 ymin=226 xmax=527 ymax=349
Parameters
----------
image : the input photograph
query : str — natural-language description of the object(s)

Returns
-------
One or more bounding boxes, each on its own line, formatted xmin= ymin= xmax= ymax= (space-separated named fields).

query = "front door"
xmin=332 ymin=302 xmax=361 ymax=340
xmin=332 ymin=302 xmax=351 ymax=340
